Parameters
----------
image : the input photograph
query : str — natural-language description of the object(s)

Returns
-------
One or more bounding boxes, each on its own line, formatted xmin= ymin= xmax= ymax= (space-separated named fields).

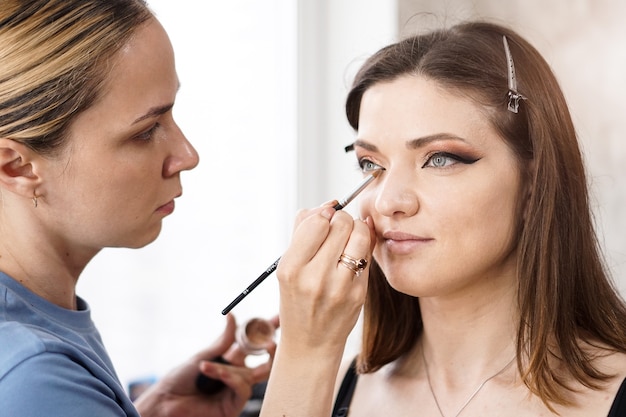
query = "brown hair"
xmin=0 ymin=0 xmax=153 ymax=155
xmin=347 ymin=21 xmax=626 ymax=407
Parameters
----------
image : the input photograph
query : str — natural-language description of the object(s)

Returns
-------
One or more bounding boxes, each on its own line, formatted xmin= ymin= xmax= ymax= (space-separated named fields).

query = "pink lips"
xmin=157 ymin=192 xmax=182 ymax=215
xmin=382 ymin=231 xmax=434 ymax=255
xmin=156 ymin=200 xmax=175 ymax=215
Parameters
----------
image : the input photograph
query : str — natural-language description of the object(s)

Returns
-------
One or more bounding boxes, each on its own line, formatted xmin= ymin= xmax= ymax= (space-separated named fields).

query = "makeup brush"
xmin=221 ymin=168 xmax=383 ymax=315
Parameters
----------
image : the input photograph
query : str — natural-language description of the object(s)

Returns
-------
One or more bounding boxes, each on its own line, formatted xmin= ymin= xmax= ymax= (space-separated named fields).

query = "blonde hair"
xmin=0 ymin=0 xmax=153 ymax=155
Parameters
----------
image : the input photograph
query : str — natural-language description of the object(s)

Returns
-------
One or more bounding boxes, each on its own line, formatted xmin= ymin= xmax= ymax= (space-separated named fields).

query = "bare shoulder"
xmin=556 ymin=349 xmax=626 ymax=416
xmin=339 ymin=350 xmax=626 ymax=417
xmin=596 ymin=348 xmax=626 ymax=390
xmin=342 ymin=360 xmax=433 ymax=417
xmin=590 ymin=347 xmax=626 ymax=387
xmin=600 ymin=348 xmax=626 ymax=371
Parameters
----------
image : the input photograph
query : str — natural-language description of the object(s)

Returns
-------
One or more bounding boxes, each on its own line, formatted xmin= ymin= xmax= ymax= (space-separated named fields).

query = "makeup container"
xmin=196 ymin=317 xmax=276 ymax=395
xmin=235 ymin=317 xmax=276 ymax=355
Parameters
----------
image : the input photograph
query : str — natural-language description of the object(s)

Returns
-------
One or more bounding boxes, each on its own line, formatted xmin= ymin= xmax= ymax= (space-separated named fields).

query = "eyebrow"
xmin=352 ymin=133 xmax=468 ymax=152
xmin=132 ymin=82 xmax=181 ymax=125
xmin=132 ymin=103 xmax=174 ymax=125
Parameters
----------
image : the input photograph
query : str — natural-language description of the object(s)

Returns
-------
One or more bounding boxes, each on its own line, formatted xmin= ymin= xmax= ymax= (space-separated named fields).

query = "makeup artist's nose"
xmin=163 ymin=122 xmax=199 ymax=177
xmin=374 ymin=168 xmax=419 ymax=218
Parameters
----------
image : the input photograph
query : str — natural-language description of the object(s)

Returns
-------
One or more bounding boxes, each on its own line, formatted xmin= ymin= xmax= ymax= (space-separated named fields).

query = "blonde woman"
xmin=0 ymin=1 xmax=271 ymax=416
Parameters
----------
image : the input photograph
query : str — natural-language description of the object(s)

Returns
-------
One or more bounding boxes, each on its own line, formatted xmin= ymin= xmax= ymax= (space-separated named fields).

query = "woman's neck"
xmin=417 ymin=278 xmax=519 ymax=382
xmin=0 ymin=221 xmax=95 ymax=310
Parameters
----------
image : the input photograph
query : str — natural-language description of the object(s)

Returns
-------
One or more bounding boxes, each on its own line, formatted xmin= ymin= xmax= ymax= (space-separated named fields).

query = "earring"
xmin=32 ymin=193 xmax=38 ymax=208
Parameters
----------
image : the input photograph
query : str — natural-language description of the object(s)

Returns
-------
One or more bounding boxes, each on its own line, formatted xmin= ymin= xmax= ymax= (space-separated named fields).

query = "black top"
xmin=332 ymin=359 xmax=626 ymax=417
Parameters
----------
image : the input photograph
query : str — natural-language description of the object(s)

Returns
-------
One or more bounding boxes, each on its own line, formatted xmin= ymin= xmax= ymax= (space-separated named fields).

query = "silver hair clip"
xmin=503 ymin=36 xmax=525 ymax=113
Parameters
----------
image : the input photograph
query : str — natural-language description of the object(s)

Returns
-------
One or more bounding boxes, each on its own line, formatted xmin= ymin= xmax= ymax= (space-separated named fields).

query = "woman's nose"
xmin=374 ymin=169 xmax=419 ymax=218
xmin=163 ymin=123 xmax=199 ymax=177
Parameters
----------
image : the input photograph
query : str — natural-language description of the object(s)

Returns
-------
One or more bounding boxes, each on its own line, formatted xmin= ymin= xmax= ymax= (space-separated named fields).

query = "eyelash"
xmin=358 ymin=158 xmax=384 ymax=173
xmin=421 ymin=151 xmax=480 ymax=169
xmin=356 ymin=151 xmax=479 ymax=173
xmin=135 ymin=123 xmax=160 ymax=141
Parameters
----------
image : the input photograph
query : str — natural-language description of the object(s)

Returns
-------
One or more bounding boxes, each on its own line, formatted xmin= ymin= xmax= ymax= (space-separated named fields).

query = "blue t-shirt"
xmin=0 ymin=272 xmax=139 ymax=417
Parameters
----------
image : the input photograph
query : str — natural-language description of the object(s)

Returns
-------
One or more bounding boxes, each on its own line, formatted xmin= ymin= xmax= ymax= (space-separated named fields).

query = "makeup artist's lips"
xmin=382 ymin=231 xmax=434 ymax=255
xmin=156 ymin=200 xmax=175 ymax=215
xmin=157 ymin=193 xmax=181 ymax=215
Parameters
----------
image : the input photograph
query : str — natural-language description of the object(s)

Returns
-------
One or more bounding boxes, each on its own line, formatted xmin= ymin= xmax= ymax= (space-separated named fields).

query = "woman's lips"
xmin=157 ymin=192 xmax=181 ymax=215
xmin=382 ymin=231 xmax=434 ymax=255
xmin=156 ymin=200 xmax=175 ymax=215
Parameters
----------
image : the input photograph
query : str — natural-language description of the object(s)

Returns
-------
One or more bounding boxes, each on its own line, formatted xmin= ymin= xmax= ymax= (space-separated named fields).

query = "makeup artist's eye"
xmin=134 ymin=123 xmax=160 ymax=141
xmin=358 ymin=158 xmax=383 ymax=173
xmin=422 ymin=152 xmax=480 ymax=169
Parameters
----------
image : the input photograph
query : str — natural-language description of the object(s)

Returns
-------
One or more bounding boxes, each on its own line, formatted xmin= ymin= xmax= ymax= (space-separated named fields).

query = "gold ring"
xmin=338 ymin=254 xmax=368 ymax=277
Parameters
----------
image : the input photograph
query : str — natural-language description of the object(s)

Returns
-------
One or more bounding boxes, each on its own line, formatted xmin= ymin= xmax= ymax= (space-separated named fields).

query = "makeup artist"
xmin=259 ymin=21 xmax=626 ymax=417
xmin=0 ymin=1 xmax=272 ymax=416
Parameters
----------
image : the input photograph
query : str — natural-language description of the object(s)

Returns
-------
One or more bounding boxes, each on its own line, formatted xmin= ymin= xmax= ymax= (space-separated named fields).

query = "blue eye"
xmin=358 ymin=159 xmax=383 ymax=173
xmin=422 ymin=152 xmax=479 ymax=168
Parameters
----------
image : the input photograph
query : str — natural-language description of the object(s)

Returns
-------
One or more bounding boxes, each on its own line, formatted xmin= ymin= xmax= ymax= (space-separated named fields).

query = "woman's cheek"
xmin=358 ymin=191 xmax=377 ymax=220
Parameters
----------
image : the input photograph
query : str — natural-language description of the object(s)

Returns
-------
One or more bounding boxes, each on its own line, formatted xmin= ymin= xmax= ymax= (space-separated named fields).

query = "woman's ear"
xmin=0 ymin=138 xmax=42 ymax=198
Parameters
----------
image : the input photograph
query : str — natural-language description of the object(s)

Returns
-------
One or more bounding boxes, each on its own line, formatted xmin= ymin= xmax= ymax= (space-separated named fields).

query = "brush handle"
xmin=220 ymin=170 xmax=382 ymax=314
xmin=221 ymin=257 xmax=281 ymax=315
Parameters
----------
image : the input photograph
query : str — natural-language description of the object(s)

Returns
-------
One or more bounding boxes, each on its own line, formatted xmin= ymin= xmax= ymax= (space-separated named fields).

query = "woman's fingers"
xmin=333 ymin=215 xmax=371 ymax=304
xmin=280 ymin=206 xmax=336 ymax=274
xmin=276 ymin=208 xmax=372 ymax=352
xmin=197 ymin=360 xmax=254 ymax=400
